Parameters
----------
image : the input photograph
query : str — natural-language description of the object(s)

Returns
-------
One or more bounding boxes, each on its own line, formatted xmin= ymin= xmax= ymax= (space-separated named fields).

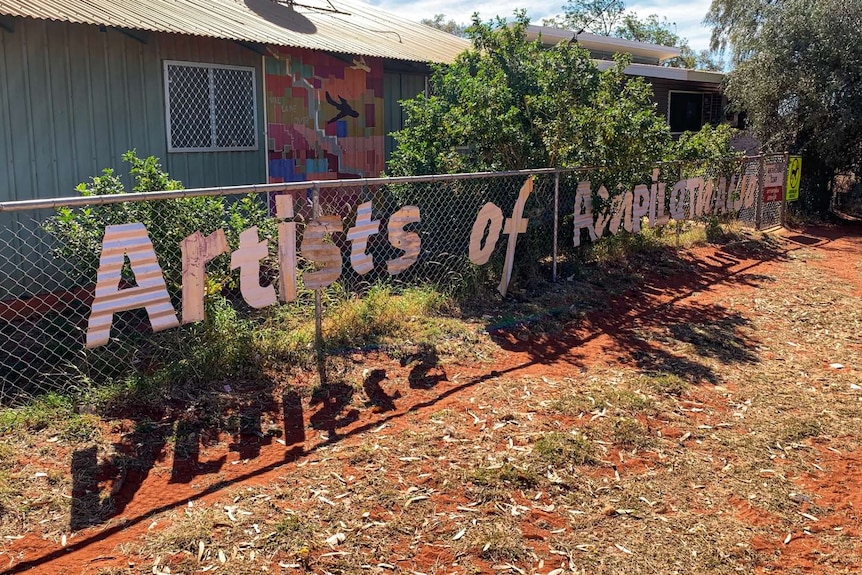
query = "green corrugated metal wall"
xmin=0 ymin=17 xmax=266 ymax=297
xmin=0 ymin=18 xmax=266 ymax=202
xmin=383 ymin=72 xmax=426 ymax=163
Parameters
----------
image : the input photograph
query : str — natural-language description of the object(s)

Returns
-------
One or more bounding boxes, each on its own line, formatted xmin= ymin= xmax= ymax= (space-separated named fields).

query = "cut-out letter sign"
xmin=669 ymin=180 xmax=687 ymax=221
xmin=469 ymin=202 xmax=504 ymax=265
xmin=573 ymin=182 xmax=597 ymax=247
xmin=631 ymin=184 xmax=650 ymax=233
xmin=301 ymin=216 xmax=343 ymax=289
xmin=498 ymin=178 xmax=533 ymax=297
xmin=180 ymin=229 xmax=228 ymax=324
xmin=346 ymin=201 xmax=380 ymax=275
xmin=609 ymin=190 xmax=633 ymax=235
xmin=387 ymin=206 xmax=421 ymax=275
xmin=593 ymin=185 xmax=611 ymax=239
xmin=231 ymin=227 xmax=277 ymax=309
xmin=86 ymin=223 xmax=179 ymax=348
xmin=276 ymin=194 xmax=298 ymax=302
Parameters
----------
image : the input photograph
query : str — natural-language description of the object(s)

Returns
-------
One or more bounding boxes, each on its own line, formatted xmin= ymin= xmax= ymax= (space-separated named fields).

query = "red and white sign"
xmin=763 ymin=161 xmax=785 ymax=202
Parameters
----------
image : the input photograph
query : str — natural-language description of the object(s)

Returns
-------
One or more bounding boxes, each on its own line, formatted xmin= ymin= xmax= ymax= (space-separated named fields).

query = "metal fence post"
xmin=755 ymin=154 xmax=765 ymax=231
xmin=311 ymin=182 xmax=325 ymax=379
xmin=553 ymin=171 xmax=559 ymax=282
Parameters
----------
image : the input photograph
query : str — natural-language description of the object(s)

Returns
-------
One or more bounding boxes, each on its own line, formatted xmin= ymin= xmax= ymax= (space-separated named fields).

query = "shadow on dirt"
xmin=362 ymin=368 xmax=400 ymax=412
xmin=481 ymin=233 xmax=790 ymax=384
xmin=63 ymin=374 xmax=287 ymax=534
xmin=309 ymin=379 xmax=359 ymax=439
xmin=15 ymin=227 xmax=853 ymax=574
xmin=403 ymin=343 xmax=447 ymax=390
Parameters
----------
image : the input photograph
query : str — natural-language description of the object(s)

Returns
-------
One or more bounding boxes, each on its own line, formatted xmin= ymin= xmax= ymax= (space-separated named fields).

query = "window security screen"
xmin=165 ymin=62 xmax=257 ymax=152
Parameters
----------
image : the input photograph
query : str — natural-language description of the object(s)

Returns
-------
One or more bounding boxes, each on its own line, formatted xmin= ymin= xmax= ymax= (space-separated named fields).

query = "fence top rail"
xmin=0 ymin=154 xmax=772 ymax=213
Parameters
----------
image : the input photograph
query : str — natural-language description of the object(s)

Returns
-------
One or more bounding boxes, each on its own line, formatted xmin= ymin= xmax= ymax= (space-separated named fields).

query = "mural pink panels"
xmin=265 ymin=47 xmax=385 ymax=183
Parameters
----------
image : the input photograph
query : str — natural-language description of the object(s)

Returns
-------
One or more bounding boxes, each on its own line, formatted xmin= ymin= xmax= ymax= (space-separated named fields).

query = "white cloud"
xmin=364 ymin=0 xmax=715 ymax=51
xmin=626 ymin=0 xmax=714 ymax=50
xmin=366 ymin=0 xmax=558 ymax=25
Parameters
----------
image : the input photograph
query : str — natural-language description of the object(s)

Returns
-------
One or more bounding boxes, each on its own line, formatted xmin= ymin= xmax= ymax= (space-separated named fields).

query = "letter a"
xmin=86 ymin=223 xmax=179 ymax=348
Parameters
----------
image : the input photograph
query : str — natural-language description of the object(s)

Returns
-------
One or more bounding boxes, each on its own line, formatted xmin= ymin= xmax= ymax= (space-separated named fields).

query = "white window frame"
xmin=163 ymin=60 xmax=259 ymax=153
xmin=667 ymin=90 xmax=706 ymax=135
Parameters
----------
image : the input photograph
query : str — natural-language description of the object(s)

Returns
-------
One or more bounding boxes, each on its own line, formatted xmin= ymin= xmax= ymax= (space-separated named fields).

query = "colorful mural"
xmin=265 ymin=47 xmax=385 ymax=183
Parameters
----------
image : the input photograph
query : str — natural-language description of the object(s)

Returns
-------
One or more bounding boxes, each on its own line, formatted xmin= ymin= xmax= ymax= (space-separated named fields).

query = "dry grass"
xmin=127 ymin=236 xmax=862 ymax=574
xmin=6 ymin=228 xmax=862 ymax=574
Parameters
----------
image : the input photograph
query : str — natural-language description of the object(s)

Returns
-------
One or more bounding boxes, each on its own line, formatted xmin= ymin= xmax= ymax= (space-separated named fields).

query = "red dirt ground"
xmin=5 ymin=224 xmax=862 ymax=574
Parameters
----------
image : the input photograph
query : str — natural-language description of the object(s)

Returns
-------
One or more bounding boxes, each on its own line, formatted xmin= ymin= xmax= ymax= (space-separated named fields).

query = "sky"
xmin=365 ymin=0 xmax=715 ymax=52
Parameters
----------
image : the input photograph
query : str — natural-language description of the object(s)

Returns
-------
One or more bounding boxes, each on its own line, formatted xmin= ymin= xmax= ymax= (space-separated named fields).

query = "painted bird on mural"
xmin=325 ymin=91 xmax=359 ymax=124
xmin=351 ymin=56 xmax=371 ymax=73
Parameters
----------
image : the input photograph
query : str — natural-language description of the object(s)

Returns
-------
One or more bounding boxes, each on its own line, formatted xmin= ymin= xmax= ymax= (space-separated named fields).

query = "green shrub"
xmin=38 ymin=152 xmax=274 ymax=395
xmin=387 ymin=14 xmax=672 ymax=289
xmin=43 ymin=150 xmax=274 ymax=298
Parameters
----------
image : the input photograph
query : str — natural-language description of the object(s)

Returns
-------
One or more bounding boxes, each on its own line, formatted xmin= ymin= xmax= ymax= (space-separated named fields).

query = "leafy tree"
xmin=543 ymin=0 xmax=625 ymax=35
xmin=671 ymin=124 xmax=739 ymax=163
xmin=703 ymin=0 xmax=772 ymax=65
xmin=420 ymin=14 xmax=468 ymax=37
xmin=707 ymin=0 xmax=862 ymax=213
xmin=547 ymin=2 xmax=722 ymax=70
xmin=616 ymin=13 xmax=686 ymax=48
xmin=387 ymin=13 xmax=672 ymax=287
xmin=615 ymin=14 xmax=724 ymax=71
xmin=389 ymin=12 xmax=670 ymax=184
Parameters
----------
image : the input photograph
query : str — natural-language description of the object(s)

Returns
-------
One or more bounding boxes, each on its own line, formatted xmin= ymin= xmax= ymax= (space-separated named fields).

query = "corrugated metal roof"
xmin=0 ymin=0 xmax=471 ymax=63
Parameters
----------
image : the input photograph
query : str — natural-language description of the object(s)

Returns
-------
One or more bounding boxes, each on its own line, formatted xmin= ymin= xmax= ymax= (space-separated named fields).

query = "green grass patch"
xmin=322 ymin=284 xmax=451 ymax=350
xmin=779 ymin=417 xmax=824 ymax=443
xmin=612 ymin=418 xmax=653 ymax=449
xmin=470 ymin=520 xmax=526 ymax=562
xmin=272 ymin=514 xmax=316 ymax=553
xmin=533 ymin=431 xmax=598 ymax=466
xmin=469 ymin=463 xmax=540 ymax=489
xmin=643 ymin=372 xmax=689 ymax=396
xmin=0 ymin=392 xmax=73 ymax=434
xmin=550 ymin=386 xmax=655 ymax=417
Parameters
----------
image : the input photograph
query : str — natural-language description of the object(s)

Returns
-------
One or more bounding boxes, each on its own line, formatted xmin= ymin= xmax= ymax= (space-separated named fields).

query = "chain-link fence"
xmin=760 ymin=153 xmax=788 ymax=230
xmin=0 ymin=156 xmax=785 ymax=405
xmin=730 ymin=153 xmax=789 ymax=231
xmin=736 ymin=156 xmax=761 ymax=229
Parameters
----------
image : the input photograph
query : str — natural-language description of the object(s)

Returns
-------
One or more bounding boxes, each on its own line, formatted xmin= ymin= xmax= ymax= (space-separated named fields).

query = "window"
xmin=164 ymin=61 xmax=258 ymax=152
xmin=668 ymin=91 xmax=704 ymax=133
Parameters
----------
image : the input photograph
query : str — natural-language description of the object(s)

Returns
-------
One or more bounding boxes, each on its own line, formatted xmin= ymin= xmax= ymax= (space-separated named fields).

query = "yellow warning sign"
xmin=786 ymin=156 xmax=802 ymax=202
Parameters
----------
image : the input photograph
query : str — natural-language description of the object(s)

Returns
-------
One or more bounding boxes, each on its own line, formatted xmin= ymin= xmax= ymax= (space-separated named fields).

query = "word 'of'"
xmin=468 ymin=178 xmax=532 ymax=297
